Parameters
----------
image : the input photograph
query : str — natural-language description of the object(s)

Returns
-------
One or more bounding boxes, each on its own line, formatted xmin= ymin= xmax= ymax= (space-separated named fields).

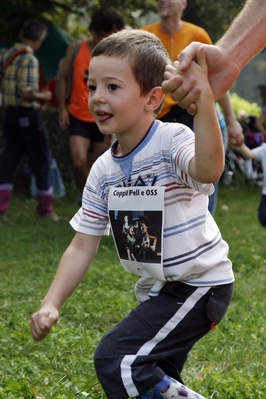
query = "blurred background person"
xmin=0 ymin=19 xmax=59 ymax=222
xmin=57 ymin=7 xmax=125 ymax=197
xmin=256 ymin=106 xmax=266 ymax=139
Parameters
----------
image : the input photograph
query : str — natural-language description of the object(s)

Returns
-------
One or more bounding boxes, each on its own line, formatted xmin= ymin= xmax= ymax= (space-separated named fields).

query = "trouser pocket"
xmin=206 ymin=282 xmax=234 ymax=325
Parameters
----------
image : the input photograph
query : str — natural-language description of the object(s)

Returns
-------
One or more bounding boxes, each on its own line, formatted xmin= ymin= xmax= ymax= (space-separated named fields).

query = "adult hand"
xmin=59 ymin=107 xmax=70 ymax=131
xmin=20 ymin=89 xmax=52 ymax=104
xmin=41 ymin=90 xmax=53 ymax=102
xmin=30 ymin=305 xmax=59 ymax=341
xmin=162 ymin=42 xmax=241 ymax=114
xmin=227 ymin=117 xmax=245 ymax=147
xmin=162 ymin=63 xmax=200 ymax=115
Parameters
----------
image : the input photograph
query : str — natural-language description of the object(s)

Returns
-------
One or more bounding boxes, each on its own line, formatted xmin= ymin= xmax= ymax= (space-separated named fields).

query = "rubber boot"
xmin=139 ymin=374 xmax=206 ymax=399
xmin=37 ymin=187 xmax=54 ymax=214
xmin=0 ymin=185 xmax=12 ymax=215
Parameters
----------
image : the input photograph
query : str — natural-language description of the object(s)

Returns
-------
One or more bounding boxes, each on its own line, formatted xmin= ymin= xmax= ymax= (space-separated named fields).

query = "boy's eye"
xmin=109 ymin=84 xmax=118 ymax=91
xmin=88 ymin=85 xmax=96 ymax=92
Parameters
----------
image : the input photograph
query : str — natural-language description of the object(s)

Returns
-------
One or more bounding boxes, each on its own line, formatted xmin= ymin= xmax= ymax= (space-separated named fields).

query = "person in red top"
xmin=58 ymin=7 xmax=125 ymax=194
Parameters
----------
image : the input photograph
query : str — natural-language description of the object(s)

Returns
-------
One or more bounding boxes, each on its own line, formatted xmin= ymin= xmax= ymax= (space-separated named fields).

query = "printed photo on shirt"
xmin=109 ymin=210 xmax=162 ymax=264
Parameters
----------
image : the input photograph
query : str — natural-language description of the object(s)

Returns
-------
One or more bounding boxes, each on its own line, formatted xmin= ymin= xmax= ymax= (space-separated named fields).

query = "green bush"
xmin=230 ymin=92 xmax=262 ymax=117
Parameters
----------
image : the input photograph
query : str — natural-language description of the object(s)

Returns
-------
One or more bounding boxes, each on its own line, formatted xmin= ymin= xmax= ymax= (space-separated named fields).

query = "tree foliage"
xmin=0 ymin=0 xmax=247 ymax=44
xmin=230 ymin=92 xmax=262 ymax=117
xmin=1 ymin=0 xmax=265 ymax=105
xmin=0 ymin=0 xmax=157 ymax=44
xmin=183 ymin=0 xmax=244 ymax=42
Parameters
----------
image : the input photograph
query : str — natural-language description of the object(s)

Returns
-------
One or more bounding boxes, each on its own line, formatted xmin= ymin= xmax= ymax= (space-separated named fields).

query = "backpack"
xmin=54 ymin=40 xmax=82 ymax=103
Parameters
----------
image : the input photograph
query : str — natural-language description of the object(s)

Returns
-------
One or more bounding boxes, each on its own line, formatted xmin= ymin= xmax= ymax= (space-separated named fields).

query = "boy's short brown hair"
xmin=91 ymin=29 xmax=171 ymax=96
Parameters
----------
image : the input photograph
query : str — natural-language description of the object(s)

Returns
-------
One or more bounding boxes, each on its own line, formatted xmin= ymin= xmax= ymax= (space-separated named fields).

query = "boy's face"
xmin=88 ymin=55 xmax=151 ymax=138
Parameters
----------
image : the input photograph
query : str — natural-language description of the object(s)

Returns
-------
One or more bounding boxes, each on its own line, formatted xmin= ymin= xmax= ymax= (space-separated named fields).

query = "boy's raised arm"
xmin=30 ymin=232 xmax=101 ymax=341
xmin=182 ymin=47 xmax=224 ymax=183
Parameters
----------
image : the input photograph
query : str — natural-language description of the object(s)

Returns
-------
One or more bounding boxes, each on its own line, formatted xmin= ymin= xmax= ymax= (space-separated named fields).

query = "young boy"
xmin=30 ymin=30 xmax=234 ymax=399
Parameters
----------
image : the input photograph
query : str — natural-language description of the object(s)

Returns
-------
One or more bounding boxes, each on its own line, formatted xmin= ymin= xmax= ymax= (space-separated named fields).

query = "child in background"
xmin=234 ymin=140 xmax=266 ymax=226
xmin=30 ymin=30 xmax=234 ymax=399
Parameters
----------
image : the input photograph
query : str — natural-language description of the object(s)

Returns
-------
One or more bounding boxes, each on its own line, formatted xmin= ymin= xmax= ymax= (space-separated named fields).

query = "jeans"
xmin=0 ymin=106 xmax=53 ymax=214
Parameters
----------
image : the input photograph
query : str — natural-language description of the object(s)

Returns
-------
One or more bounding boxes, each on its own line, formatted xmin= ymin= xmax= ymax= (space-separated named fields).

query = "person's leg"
xmin=87 ymin=122 xmax=109 ymax=170
xmin=157 ymin=353 xmax=186 ymax=384
xmin=69 ymin=135 xmax=91 ymax=191
xmin=88 ymin=140 xmax=109 ymax=169
xmin=258 ymin=195 xmax=266 ymax=227
xmin=22 ymin=109 xmax=54 ymax=215
xmin=94 ymin=282 xmax=233 ymax=399
xmin=69 ymin=115 xmax=91 ymax=192
xmin=0 ymin=107 xmax=25 ymax=215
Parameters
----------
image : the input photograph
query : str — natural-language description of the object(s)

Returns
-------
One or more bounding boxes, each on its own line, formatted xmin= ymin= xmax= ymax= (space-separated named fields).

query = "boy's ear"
xmin=146 ymin=86 xmax=165 ymax=111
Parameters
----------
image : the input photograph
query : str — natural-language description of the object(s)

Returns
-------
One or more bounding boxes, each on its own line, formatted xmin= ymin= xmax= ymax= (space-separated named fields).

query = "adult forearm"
xmin=58 ymin=75 xmax=68 ymax=111
xmin=20 ymin=90 xmax=51 ymax=103
xmin=217 ymin=0 xmax=266 ymax=71
xmin=217 ymin=92 xmax=234 ymax=120
xmin=256 ymin=115 xmax=266 ymax=136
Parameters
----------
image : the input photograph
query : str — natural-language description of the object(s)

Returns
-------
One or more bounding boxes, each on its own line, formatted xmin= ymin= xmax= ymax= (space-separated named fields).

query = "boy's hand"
xmin=230 ymin=138 xmax=239 ymax=147
xmin=41 ymin=90 xmax=53 ymax=102
xmin=162 ymin=42 xmax=240 ymax=111
xmin=30 ymin=305 xmax=59 ymax=341
xmin=163 ymin=46 xmax=210 ymax=114
xmin=59 ymin=107 xmax=70 ymax=131
xmin=185 ymin=46 xmax=212 ymax=98
xmin=163 ymin=64 xmax=200 ymax=116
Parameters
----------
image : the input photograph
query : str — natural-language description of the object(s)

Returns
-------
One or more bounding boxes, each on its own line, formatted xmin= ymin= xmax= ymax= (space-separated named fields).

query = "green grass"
xmin=1 ymin=174 xmax=266 ymax=398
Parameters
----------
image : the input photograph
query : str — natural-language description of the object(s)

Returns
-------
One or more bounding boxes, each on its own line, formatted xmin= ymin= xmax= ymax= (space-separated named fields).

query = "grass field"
xmin=0 ymin=172 xmax=266 ymax=398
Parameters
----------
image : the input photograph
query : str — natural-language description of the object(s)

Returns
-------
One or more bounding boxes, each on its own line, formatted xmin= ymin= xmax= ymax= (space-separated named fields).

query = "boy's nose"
xmin=92 ymin=89 xmax=106 ymax=104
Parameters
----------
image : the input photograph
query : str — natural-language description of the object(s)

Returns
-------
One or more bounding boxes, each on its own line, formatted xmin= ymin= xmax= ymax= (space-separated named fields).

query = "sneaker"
xmin=39 ymin=212 xmax=60 ymax=221
xmin=139 ymin=375 xmax=206 ymax=399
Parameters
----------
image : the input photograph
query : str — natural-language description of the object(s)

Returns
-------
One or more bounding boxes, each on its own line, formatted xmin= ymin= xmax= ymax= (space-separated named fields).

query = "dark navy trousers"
xmin=0 ymin=106 xmax=53 ymax=215
xmin=0 ymin=106 xmax=51 ymax=189
xmin=94 ymin=281 xmax=234 ymax=399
